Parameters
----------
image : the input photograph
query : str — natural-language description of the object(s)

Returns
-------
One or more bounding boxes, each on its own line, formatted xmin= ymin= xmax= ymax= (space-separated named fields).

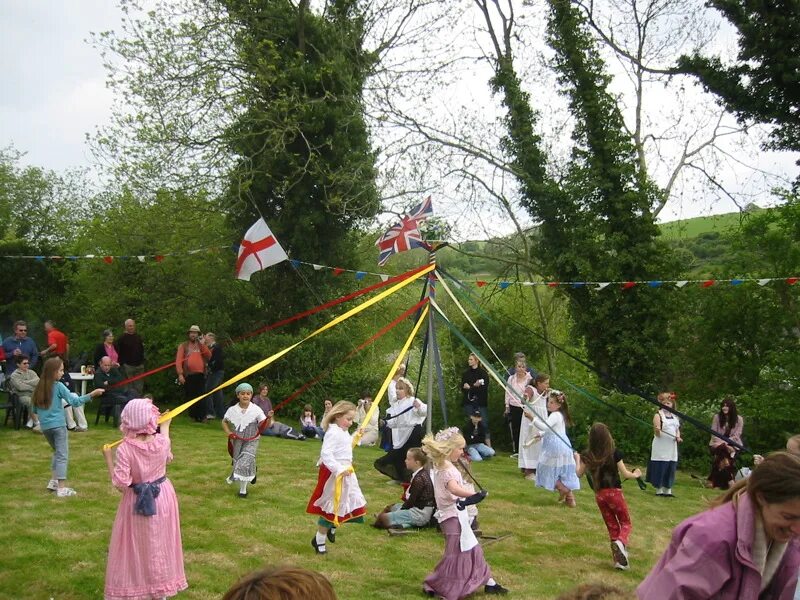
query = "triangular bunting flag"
xmin=333 ymin=268 xmax=345 ymax=276
xmin=731 ymin=279 xmax=743 ymax=285
xmin=758 ymin=279 xmax=770 ymax=286
xmin=622 ymin=281 xmax=636 ymax=289
xmin=702 ymin=279 xmax=715 ymax=288
xmin=596 ymin=282 xmax=611 ymax=290
xmin=476 ymin=281 xmax=487 ymax=287
xmin=313 ymin=264 xmax=324 ymax=271
xmin=103 ymin=256 xmax=114 ymax=264
xmin=787 ymin=277 xmax=799 ymax=285
xmin=137 ymin=256 xmax=145 ymax=262
xmin=380 ymin=274 xmax=389 ymax=282
xmin=547 ymin=282 xmax=559 ymax=288
xmin=290 ymin=259 xmax=301 ymax=269
xmin=648 ymin=281 xmax=662 ymax=288
xmin=155 ymin=255 xmax=164 ymax=263
xmin=498 ymin=282 xmax=511 ymax=289
xmin=355 ymin=271 xmax=366 ymax=280
xmin=675 ymin=281 xmax=689 ymax=288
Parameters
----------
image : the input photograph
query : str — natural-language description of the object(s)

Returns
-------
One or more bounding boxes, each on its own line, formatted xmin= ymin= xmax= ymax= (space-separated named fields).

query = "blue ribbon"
xmin=131 ymin=476 xmax=167 ymax=516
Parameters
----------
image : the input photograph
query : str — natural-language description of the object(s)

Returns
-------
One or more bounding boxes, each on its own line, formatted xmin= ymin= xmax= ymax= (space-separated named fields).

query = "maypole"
xmin=425 ymin=241 xmax=449 ymax=435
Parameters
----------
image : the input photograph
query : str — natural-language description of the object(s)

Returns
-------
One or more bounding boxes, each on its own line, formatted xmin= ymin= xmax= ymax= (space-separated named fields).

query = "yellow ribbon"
xmin=331 ymin=465 xmax=355 ymax=527
xmin=102 ymin=263 xmax=435 ymax=450
xmin=350 ymin=303 xmax=429 ymax=448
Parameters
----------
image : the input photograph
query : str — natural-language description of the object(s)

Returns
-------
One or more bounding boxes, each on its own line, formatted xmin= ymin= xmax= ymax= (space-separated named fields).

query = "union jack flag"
xmin=375 ymin=196 xmax=434 ymax=266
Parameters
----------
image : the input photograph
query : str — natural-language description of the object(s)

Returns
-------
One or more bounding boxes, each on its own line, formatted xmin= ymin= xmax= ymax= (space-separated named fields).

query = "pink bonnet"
xmin=120 ymin=398 xmax=160 ymax=436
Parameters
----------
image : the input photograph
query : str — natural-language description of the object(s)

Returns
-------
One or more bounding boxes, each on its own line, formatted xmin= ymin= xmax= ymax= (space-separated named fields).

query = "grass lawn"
xmin=1 ymin=418 xmax=718 ymax=599
xmin=658 ymin=212 xmax=743 ymax=240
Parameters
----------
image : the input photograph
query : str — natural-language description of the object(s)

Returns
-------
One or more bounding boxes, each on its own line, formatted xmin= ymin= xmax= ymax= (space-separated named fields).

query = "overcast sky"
xmin=2 ymin=1 xmax=797 ymax=230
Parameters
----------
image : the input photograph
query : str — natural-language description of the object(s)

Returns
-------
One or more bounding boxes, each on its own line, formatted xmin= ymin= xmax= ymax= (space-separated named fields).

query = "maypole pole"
xmin=425 ymin=241 xmax=448 ymax=436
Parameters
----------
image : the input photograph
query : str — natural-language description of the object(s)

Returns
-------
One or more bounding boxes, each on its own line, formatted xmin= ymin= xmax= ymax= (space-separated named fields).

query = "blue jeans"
xmin=43 ymin=426 xmax=69 ymax=479
xmin=205 ymin=370 xmax=225 ymax=418
xmin=467 ymin=443 xmax=495 ymax=461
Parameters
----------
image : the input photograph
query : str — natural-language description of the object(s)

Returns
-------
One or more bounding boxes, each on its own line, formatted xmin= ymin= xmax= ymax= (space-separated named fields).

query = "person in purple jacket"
xmin=638 ymin=451 xmax=800 ymax=600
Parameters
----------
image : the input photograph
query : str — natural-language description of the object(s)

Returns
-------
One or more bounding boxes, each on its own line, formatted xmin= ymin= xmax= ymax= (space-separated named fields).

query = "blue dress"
xmin=533 ymin=411 xmax=580 ymax=491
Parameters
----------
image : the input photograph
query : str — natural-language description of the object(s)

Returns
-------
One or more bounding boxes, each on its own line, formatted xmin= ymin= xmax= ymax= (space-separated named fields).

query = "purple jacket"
xmin=638 ymin=493 xmax=800 ymax=599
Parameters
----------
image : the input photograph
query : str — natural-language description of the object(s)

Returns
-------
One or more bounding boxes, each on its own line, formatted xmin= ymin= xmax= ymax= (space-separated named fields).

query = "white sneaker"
xmin=26 ymin=418 xmax=34 ymax=428
xmin=56 ymin=487 xmax=77 ymax=497
xmin=225 ymin=475 xmax=233 ymax=485
xmin=612 ymin=540 xmax=629 ymax=569
xmin=32 ymin=423 xmax=42 ymax=433
xmin=47 ymin=479 xmax=58 ymax=491
xmin=524 ymin=473 xmax=536 ymax=481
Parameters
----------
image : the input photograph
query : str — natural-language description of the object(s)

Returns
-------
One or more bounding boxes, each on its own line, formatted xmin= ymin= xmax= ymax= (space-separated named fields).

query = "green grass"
xmin=658 ymin=212 xmax=744 ymax=240
xmin=1 ymin=419 xmax=719 ymax=599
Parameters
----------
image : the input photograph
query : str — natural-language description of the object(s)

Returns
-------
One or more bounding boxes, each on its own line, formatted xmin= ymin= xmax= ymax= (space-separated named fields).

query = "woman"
xmin=708 ymin=397 xmax=744 ymax=490
xmin=94 ymin=329 xmax=120 ymax=368
xmin=9 ymin=354 xmax=40 ymax=430
xmin=374 ymin=377 xmax=427 ymax=483
xmin=461 ymin=354 xmax=490 ymax=445
xmin=646 ymin=392 xmax=682 ymax=497
xmin=504 ymin=359 xmax=531 ymax=457
xmin=638 ymin=452 xmax=800 ymax=599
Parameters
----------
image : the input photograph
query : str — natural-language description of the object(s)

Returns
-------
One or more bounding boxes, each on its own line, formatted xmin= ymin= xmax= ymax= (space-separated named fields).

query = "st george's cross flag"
xmin=235 ymin=218 xmax=288 ymax=281
xmin=375 ymin=196 xmax=434 ymax=266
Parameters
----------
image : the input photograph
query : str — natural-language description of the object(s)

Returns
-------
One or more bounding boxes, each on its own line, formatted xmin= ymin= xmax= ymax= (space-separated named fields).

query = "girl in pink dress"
xmin=102 ymin=398 xmax=187 ymax=600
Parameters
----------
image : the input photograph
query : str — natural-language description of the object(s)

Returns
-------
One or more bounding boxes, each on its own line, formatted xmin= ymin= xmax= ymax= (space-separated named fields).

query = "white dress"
xmin=519 ymin=389 xmax=547 ymax=469
xmin=650 ymin=410 xmax=680 ymax=462
xmin=387 ymin=397 xmax=427 ymax=449
xmin=311 ymin=424 xmax=366 ymax=519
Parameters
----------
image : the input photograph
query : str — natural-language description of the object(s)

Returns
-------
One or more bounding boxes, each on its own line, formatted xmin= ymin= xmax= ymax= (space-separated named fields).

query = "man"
xmin=115 ymin=318 xmax=145 ymax=396
xmin=203 ymin=332 xmax=225 ymax=419
xmin=176 ymin=325 xmax=211 ymax=422
xmin=93 ymin=356 xmax=130 ymax=428
xmin=40 ymin=320 xmax=69 ymax=360
xmin=2 ymin=321 xmax=39 ymax=375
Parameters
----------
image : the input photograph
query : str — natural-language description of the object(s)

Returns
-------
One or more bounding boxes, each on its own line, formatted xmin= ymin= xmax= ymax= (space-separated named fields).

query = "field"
xmin=1 ymin=418 xmax=718 ymax=599
xmin=658 ymin=212 xmax=744 ymax=240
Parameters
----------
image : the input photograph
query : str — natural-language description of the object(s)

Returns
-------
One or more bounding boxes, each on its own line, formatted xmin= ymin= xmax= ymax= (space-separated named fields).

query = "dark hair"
xmin=33 ymin=357 xmax=63 ymax=409
xmin=534 ymin=373 xmax=550 ymax=385
xmin=222 ymin=565 xmax=338 ymax=600
xmin=549 ymin=390 xmax=573 ymax=426
xmin=14 ymin=320 xmax=27 ymax=329
xmin=14 ymin=353 xmax=30 ymax=365
xmin=715 ymin=451 xmax=800 ymax=508
xmin=718 ymin=397 xmax=738 ymax=435
xmin=581 ymin=423 xmax=616 ymax=485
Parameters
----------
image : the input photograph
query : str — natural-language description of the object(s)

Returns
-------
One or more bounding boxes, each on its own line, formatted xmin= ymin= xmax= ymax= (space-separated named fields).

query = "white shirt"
xmin=387 ymin=397 xmax=427 ymax=448
xmin=318 ymin=424 xmax=355 ymax=476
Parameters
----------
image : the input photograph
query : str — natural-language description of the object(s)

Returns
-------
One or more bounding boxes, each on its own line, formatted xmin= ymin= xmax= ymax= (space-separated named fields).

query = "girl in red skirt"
xmin=307 ymin=400 xmax=366 ymax=554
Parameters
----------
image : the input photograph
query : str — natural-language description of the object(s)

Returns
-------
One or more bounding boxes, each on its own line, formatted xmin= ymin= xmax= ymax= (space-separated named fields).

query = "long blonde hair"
xmin=422 ymin=428 xmax=465 ymax=469
xmin=32 ymin=357 xmax=63 ymax=409
xmin=321 ymin=400 xmax=356 ymax=430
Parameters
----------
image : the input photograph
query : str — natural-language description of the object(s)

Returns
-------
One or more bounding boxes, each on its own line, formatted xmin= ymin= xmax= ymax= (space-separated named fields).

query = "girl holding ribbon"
xmin=307 ymin=400 xmax=367 ymax=555
xmin=421 ymin=427 xmax=508 ymax=599
xmin=102 ymin=397 xmax=187 ymax=600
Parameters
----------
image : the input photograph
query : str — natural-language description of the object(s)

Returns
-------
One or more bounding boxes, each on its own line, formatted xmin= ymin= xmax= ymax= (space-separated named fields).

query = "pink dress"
xmin=105 ymin=434 xmax=187 ymax=600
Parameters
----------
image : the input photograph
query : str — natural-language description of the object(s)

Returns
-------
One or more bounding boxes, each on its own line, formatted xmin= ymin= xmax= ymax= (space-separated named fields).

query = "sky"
xmin=1 ymin=1 xmax=797 ymax=235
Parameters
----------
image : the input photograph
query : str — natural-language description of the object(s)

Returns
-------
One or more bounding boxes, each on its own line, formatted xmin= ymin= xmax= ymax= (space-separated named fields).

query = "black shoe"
xmin=251 ymin=474 xmax=257 ymax=485
xmin=238 ymin=491 xmax=248 ymax=498
xmin=327 ymin=529 xmax=336 ymax=543
xmin=485 ymin=583 xmax=509 ymax=595
xmin=311 ymin=537 xmax=326 ymax=554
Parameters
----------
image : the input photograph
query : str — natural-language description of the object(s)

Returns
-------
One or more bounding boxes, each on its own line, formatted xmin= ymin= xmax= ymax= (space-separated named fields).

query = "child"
xmin=32 ymin=357 xmax=104 ymax=497
xmin=533 ymin=389 xmax=580 ymax=507
xmin=464 ymin=410 xmax=495 ymax=462
xmin=222 ymin=383 xmax=268 ymax=498
xmin=355 ymin=392 xmax=379 ymax=447
xmin=223 ymin=566 xmax=338 ymax=600
xmin=102 ymin=398 xmax=187 ymax=599
xmin=374 ymin=447 xmax=436 ymax=530
xmin=300 ymin=403 xmax=325 ymax=439
xmin=575 ymin=423 xmax=642 ymax=570
xmin=306 ymin=400 xmax=367 ymax=554
xmin=421 ymin=427 xmax=508 ymax=598
xmin=519 ymin=374 xmax=549 ymax=477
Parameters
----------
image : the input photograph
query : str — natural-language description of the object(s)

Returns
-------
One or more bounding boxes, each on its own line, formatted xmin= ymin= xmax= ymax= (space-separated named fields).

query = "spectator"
xmin=708 ymin=397 xmax=744 ymax=490
xmin=115 ymin=318 xmax=145 ymax=396
xmin=204 ymin=332 xmax=225 ymax=419
xmin=2 ymin=320 xmax=39 ymax=375
xmin=9 ymin=354 xmax=40 ymax=431
xmin=223 ymin=566 xmax=338 ymax=600
xmin=94 ymin=329 xmax=120 ymax=368
xmin=252 ymin=382 xmax=305 ymax=440
xmin=94 ymin=356 xmax=131 ymax=429
xmin=461 ymin=353 xmax=491 ymax=445
xmin=465 ymin=409 xmax=495 ymax=462
xmin=39 ymin=320 xmax=69 ymax=360
xmin=175 ymin=325 xmax=211 ymax=423
xmin=355 ymin=393 xmax=379 ymax=446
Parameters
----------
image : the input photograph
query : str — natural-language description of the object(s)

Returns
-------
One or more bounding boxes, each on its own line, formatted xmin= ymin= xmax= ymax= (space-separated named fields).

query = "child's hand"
xmin=227 ymin=433 xmax=236 ymax=439
xmin=632 ymin=468 xmax=642 ymax=478
xmin=91 ymin=388 xmax=105 ymax=397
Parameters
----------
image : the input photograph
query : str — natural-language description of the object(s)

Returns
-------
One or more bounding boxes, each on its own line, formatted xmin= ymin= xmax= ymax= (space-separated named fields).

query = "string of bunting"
xmin=2 ymin=248 xmax=796 ymax=289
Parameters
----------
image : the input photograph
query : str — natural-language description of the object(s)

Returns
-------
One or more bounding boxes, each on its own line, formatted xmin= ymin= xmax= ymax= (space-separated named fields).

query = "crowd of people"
xmin=4 ymin=325 xmax=799 ymax=599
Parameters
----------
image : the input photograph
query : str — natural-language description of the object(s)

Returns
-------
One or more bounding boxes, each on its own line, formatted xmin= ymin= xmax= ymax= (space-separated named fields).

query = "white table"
xmin=68 ymin=372 xmax=94 ymax=430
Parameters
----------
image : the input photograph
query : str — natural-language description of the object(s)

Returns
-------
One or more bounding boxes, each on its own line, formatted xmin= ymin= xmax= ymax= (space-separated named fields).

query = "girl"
xmin=222 ymin=383 xmax=268 ymax=498
xmin=374 ymin=447 xmax=436 ymax=530
xmin=533 ymin=390 xmax=580 ymax=507
xmin=102 ymin=398 xmax=187 ymax=600
xmin=374 ymin=377 xmax=428 ymax=483
xmin=32 ymin=357 xmax=104 ymax=497
xmin=421 ymin=427 xmax=507 ymax=598
xmin=708 ymin=396 xmax=744 ymax=490
xmin=306 ymin=400 xmax=366 ymax=554
xmin=575 ymin=423 xmax=642 ymax=570
xmin=519 ymin=374 xmax=550 ymax=478
xmin=300 ymin=403 xmax=325 ymax=439
xmin=646 ymin=392 xmax=682 ymax=497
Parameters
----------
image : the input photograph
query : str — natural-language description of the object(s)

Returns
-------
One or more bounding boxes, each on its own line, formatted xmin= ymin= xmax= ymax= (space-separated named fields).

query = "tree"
xmin=678 ymin=0 xmax=800 ymax=159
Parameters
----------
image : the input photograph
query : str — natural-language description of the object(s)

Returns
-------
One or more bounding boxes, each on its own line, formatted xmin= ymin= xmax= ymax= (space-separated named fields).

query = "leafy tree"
xmin=678 ymin=0 xmax=800 ymax=159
